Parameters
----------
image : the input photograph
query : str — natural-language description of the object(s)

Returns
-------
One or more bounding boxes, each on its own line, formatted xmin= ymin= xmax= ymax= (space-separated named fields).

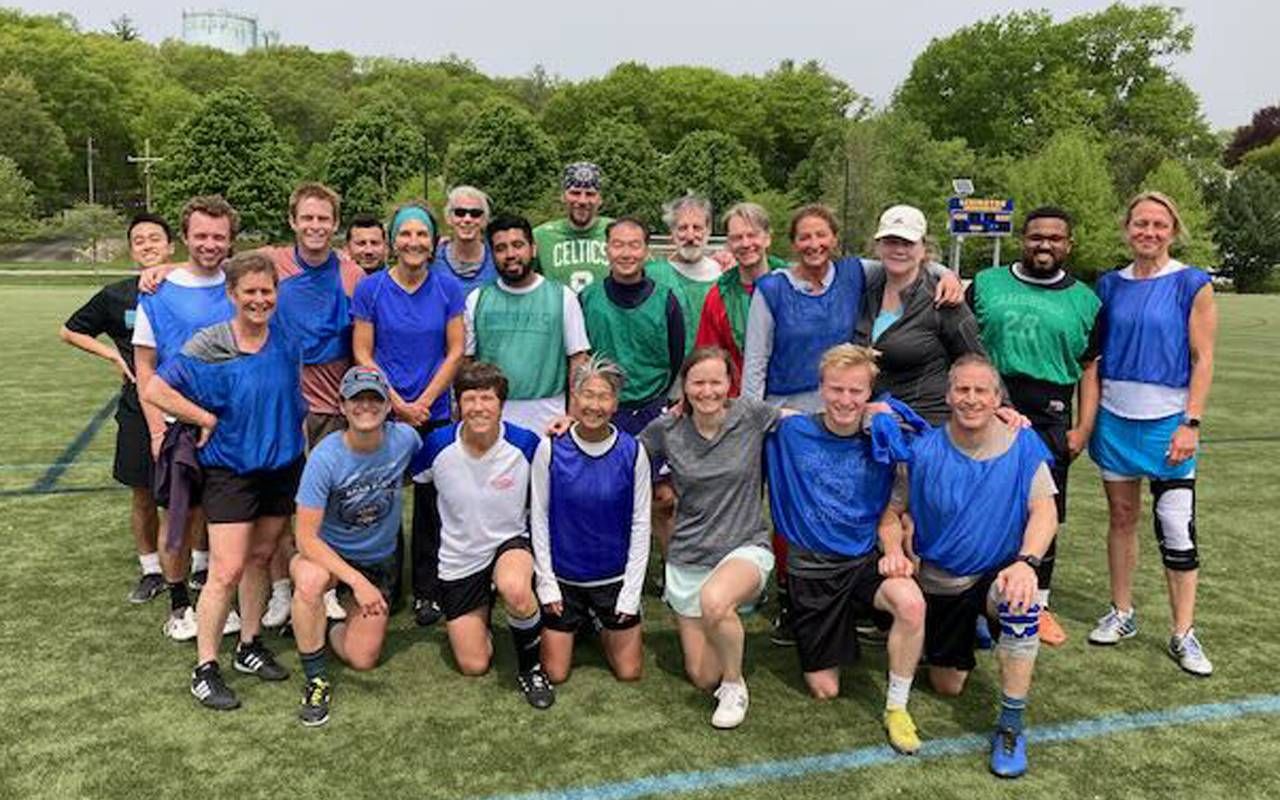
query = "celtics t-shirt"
xmin=533 ymin=217 xmax=612 ymax=293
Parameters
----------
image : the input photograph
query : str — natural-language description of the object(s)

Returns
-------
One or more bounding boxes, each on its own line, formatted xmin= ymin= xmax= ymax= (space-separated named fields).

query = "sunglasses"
xmin=451 ymin=208 xmax=485 ymax=219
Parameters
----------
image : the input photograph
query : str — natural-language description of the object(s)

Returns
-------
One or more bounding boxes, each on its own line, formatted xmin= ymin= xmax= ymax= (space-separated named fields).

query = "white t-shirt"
xmin=463 ymin=276 xmax=590 ymax=433
xmin=665 ymin=255 xmax=721 ymax=283
xmin=1100 ymin=260 xmax=1191 ymax=419
xmin=131 ymin=266 xmax=226 ymax=348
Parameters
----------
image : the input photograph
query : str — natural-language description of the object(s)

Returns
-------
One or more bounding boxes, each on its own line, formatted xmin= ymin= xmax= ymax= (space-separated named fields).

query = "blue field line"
xmin=479 ymin=694 xmax=1280 ymax=800
xmin=29 ymin=392 xmax=119 ymax=493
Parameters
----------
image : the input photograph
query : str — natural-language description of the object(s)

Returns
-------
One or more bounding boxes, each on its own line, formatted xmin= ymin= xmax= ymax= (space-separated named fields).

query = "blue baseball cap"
xmin=340 ymin=366 xmax=389 ymax=400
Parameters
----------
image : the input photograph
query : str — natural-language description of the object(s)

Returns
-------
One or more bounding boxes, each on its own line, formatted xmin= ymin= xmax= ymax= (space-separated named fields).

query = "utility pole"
xmin=127 ymin=138 xmax=165 ymax=212
xmin=86 ymin=136 xmax=96 ymax=205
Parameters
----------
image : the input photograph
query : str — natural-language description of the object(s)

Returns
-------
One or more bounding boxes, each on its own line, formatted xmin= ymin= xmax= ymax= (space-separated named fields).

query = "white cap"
xmin=874 ymin=205 xmax=927 ymax=243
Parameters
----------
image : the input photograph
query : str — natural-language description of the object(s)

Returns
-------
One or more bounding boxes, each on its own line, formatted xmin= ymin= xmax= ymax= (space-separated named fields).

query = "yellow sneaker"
xmin=884 ymin=708 xmax=921 ymax=755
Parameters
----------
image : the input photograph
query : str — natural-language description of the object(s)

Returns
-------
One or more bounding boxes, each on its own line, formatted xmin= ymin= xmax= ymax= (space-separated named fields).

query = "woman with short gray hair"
xmin=435 ymin=185 xmax=497 ymax=294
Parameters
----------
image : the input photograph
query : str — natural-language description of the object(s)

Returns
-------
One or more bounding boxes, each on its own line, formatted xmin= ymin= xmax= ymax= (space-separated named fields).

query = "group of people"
xmin=60 ymin=159 xmax=1217 ymax=779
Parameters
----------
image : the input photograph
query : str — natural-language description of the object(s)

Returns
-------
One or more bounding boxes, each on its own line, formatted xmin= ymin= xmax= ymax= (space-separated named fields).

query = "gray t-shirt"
xmin=640 ymin=398 xmax=781 ymax=567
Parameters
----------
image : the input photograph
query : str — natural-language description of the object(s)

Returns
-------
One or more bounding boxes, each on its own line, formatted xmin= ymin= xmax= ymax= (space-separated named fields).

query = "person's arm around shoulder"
xmin=924 ymin=262 xmax=964 ymax=307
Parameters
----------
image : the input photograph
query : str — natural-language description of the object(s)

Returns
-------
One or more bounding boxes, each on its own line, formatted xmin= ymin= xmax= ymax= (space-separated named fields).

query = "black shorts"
xmin=336 ymin=553 xmax=398 ymax=607
xmin=113 ymin=387 xmax=153 ymax=489
xmin=542 ymin=581 xmax=641 ymax=633
xmin=923 ymin=570 xmax=1000 ymax=673
xmin=305 ymin=412 xmax=347 ymax=451
xmin=790 ymin=555 xmax=891 ymax=673
xmin=438 ymin=536 xmax=531 ymax=621
xmin=1032 ymin=422 xmax=1071 ymax=523
xmin=203 ymin=458 xmax=304 ymax=524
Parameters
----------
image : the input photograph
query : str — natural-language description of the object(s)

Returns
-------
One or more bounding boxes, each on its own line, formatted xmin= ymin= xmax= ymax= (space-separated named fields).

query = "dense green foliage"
xmin=0 ymin=155 xmax=36 ymax=240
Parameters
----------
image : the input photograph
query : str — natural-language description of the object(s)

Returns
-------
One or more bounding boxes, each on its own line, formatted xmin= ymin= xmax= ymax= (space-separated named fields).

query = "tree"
xmin=661 ymin=131 xmax=765 ymax=229
xmin=753 ymin=60 xmax=860 ymax=188
xmin=326 ymin=102 xmax=422 ymax=216
xmin=1240 ymin=139 xmax=1280 ymax=180
xmin=156 ymin=87 xmax=296 ymax=238
xmin=108 ymin=15 xmax=137 ymax=41
xmin=49 ymin=202 xmax=126 ymax=262
xmin=1003 ymin=130 xmax=1122 ymax=279
xmin=0 ymin=72 xmax=72 ymax=210
xmin=444 ymin=100 xmax=559 ymax=215
xmin=566 ymin=119 xmax=664 ymax=227
xmin=1215 ymin=168 xmax=1280 ymax=293
xmin=0 ymin=155 xmax=36 ymax=240
xmin=1138 ymin=159 xmax=1218 ymax=266
xmin=1223 ymin=105 xmax=1280 ymax=167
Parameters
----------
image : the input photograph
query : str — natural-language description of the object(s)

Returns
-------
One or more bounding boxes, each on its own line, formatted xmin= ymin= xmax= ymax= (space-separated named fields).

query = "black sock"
xmin=168 ymin=581 xmax=191 ymax=612
xmin=299 ymin=647 xmax=328 ymax=682
xmin=508 ymin=611 xmax=543 ymax=674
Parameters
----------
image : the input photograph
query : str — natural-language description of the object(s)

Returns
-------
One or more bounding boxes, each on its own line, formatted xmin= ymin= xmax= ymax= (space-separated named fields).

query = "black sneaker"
xmin=298 ymin=677 xmax=332 ymax=727
xmin=127 ymin=573 xmax=166 ymax=604
xmin=414 ymin=597 xmax=443 ymax=628
xmin=191 ymin=662 xmax=240 ymax=711
xmin=188 ymin=569 xmax=208 ymax=591
xmin=770 ymin=605 xmax=796 ymax=647
xmin=517 ymin=667 xmax=556 ymax=710
xmin=233 ymin=638 xmax=289 ymax=681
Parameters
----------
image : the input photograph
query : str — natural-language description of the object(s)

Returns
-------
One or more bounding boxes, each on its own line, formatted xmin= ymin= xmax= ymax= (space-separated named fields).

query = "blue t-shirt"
xmin=275 ymin=248 xmax=352 ymax=366
xmin=295 ymin=422 xmax=421 ymax=564
xmin=352 ymin=268 xmax=465 ymax=421
xmin=139 ymin=281 xmax=234 ymax=366
xmin=433 ymin=242 xmax=498 ymax=297
xmin=158 ymin=322 xmax=307 ymax=473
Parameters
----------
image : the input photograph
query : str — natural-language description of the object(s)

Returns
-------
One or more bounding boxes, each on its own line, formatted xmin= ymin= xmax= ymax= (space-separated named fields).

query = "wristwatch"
xmin=1016 ymin=553 xmax=1042 ymax=569
xmin=1181 ymin=416 xmax=1201 ymax=429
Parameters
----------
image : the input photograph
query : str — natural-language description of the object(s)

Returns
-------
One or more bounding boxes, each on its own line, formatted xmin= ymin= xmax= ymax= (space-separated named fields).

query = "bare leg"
xmin=196 ymin=523 xmax=251 ymax=664
xmin=698 ymin=558 xmax=763 ymax=685
xmin=1104 ymin=480 xmax=1142 ymax=612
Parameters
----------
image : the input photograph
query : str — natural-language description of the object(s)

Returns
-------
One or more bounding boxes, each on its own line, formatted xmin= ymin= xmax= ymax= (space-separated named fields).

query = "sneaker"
xmin=711 ymin=680 xmax=749 ymax=729
xmin=1087 ymin=606 xmax=1137 ymax=645
xmin=128 ymin=573 xmax=166 ymax=604
xmin=222 ymin=609 xmax=243 ymax=636
xmin=298 ymin=677 xmax=332 ymax=727
xmin=413 ymin=597 xmax=443 ymax=628
xmin=262 ymin=591 xmax=291 ymax=628
xmin=974 ymin=616 xmax=994 ymax=650
xmin=989 ymin=727 xmax=1028 ymax=779
xmin=188 ymin=569 xmax=208 ymax=591
xmin=883 ymin=708 xmax=921 ymax=755
xmin=324 ymin=589 xmax=347 ymax=621
xmin=1168 ymin=629 xmax=1213 ymax=677
xmin=516 ymin=667 xmax=556 ymax=710
xmin=233 ymin=638 xmax=290 ymax=681
xmin=770 ymin=604 xmax=796 ymax=647
xmin=1039 ymin=609 xmax=1068 ymax=647
xmin=856 ymin=623 xmax=889 ymax=648
xmin=191 ymin=662 xmax=240 ymax=711
xmin=163 ymin=606 xmax=198 ymax=642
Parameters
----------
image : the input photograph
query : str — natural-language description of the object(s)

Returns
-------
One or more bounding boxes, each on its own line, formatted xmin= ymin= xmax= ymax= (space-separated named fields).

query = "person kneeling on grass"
xmin=410 ymin=361 xmax=554 ymax=709
xmin=531 ymin=355 xmax=650 ymax=684
xmin=764 ymin=344 xmax=928 ymax=754
xmin=883 ymin=354 xmax=1057 ymax=778
xmin=290 ymin=366 xmax=421 ymax=726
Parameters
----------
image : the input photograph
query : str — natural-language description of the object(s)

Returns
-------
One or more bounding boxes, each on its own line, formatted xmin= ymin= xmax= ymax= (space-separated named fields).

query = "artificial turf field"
xmin=1 ymin=282 xmax=1278 ymax=800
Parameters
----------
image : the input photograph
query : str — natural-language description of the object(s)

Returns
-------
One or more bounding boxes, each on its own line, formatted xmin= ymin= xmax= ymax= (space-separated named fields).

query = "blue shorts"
xmin=1089 ymin=408 xmax=1196 ymax=481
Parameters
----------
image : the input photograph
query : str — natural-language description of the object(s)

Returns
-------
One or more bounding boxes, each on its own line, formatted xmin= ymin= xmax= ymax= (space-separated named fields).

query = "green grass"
xmin=2 ymin=283 xmax=1279 ymax=799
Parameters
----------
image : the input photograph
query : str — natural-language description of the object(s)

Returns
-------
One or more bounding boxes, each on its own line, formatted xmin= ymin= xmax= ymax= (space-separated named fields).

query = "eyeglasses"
xmin=451 ymin=208 xmax=485 ymax=219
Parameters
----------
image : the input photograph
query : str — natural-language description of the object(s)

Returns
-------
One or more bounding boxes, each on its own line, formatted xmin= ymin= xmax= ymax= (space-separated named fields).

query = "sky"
xmin=13 ymin=0 xmax=1277 ymax=130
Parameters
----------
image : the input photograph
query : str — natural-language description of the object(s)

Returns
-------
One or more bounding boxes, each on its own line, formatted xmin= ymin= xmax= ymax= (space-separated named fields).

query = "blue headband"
xmin=390 ymin=206 xmax=435 ymax=241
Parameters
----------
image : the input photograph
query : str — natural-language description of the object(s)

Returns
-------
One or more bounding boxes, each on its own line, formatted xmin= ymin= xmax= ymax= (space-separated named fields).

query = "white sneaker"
xmin=711 ymin=680 xmax=749 ymax=729
xmin=324 ymin=589 xmax=347 ymax=621
xmin=1087 ymin=606 xmax=1137 ymax=645
xmin=1169 ymin=629 xmax=1213 ymax=676
xmin=163 ymin=606 xmax=198 ymax=642
xmin=222 ymin=609 xmax=243 ymax=636
xmin=262 ymin=591 xmax=291 ymax=628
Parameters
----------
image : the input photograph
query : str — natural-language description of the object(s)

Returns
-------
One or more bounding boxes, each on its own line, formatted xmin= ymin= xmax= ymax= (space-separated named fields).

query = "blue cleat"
xmin=989 ymin=727 xmax=1027 ymax=778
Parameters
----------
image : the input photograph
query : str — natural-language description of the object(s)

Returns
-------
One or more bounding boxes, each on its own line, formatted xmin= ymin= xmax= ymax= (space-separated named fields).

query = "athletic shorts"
xmin=542 ymin=580 xmax=640 ymax=633
xmin=113 ymin=387 xmax=153 ymax=489
xmin=1090 ymin=408 xmax=1196 ymax=482
xmin=305 ymin=412 xmax=347 ymax=452
xmin=203 ymin=458 xmax=304 ymax=524
xmin=664 ymin=544 xmax=774 ymax=619
xmin=923 ymin=569 xmax=1001 ymax=673
xmin=438 ymin=536 xmax=531 ymax=621
xmin=335 ymin=552 xmax=398 ymax=607
xmin=789 ymin=555 xmax=891 ymax=673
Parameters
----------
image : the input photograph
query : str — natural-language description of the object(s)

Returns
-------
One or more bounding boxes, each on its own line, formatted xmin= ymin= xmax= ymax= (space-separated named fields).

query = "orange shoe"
xmin=1039 ymin=608 xmax=1067 ymax=646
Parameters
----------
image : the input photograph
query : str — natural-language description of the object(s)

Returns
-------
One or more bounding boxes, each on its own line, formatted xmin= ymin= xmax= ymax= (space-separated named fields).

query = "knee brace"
xmin=1151 ymin=479 xmax=1198 ymax=571
xmin=990 ymin=586 xmax=1041 ymax=661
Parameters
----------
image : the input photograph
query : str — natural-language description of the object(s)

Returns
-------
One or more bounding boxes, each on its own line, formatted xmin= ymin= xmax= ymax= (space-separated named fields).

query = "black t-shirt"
xmin=64 ymin=276 xmax=142 ymax=376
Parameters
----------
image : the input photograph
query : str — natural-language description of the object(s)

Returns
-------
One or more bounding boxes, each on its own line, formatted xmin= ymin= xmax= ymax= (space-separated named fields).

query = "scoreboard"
xmin=948 ymin=197 xmax=1014 ymax=236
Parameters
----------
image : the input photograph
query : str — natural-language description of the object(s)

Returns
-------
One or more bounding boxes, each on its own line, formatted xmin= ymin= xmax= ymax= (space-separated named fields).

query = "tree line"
xmin=0 ymin=5 xmax=1276 ymax=289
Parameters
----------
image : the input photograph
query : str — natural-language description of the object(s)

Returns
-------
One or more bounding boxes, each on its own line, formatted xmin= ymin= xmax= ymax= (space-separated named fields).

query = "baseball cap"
xmin=340 ymin=365 xmax=389 ymax=400
xmin=874 ymin=205 xmax=928 ymax=242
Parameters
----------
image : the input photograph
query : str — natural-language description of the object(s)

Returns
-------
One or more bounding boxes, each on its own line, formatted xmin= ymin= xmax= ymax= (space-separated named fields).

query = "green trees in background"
xmin=0 ymin=73 xmax=72 ymax=212
xmin=1216 ymin=169 xmax=1280 ymax=293
xmin=325 ymin=102 xmax=422 ymax=217
xmin=661 ymin=131 xmax=766 ymax=226
xmin=567 ymin=120 xmax=664 ymax=227
xmin=0 ymin=156 xmax=36 ymax=241
xmin=444 ymin=101 xmax=559 ymax=215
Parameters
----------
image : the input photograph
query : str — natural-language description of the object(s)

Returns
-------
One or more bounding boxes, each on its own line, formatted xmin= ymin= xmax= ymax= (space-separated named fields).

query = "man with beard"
xmin=533 ymin=162 xmax=611 ymax=293
xmin=967 ymin=207 xmax=1101 ymax=647
xmin=647 ymin=194 xmax=722 ymax=358
xmin=464 ymin=214 xmax=591 ymax=432
xmin=345 ymin=214 xmax=389 ymax=275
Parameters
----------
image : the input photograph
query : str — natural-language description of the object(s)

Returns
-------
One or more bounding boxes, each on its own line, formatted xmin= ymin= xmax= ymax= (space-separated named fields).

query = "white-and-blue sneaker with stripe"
xmin=1169 ymin=628 xmax=1213 ymax=676
xmin=1087 ymin=606 xmax=1137 ymax=645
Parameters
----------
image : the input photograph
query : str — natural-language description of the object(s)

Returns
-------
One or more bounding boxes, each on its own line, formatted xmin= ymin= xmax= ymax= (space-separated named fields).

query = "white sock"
xmin=886 ymin=672 xmax=914 ymax=711
xmin=272 ymin=578 xmax=292 ymax=599
xmin=1037 ymin=589 xmax=1050 ymax=609
xmin=192 ymin=550 xmax=209 ymax=572
xmin=139 ymin=552 xmax=161 ymax=575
